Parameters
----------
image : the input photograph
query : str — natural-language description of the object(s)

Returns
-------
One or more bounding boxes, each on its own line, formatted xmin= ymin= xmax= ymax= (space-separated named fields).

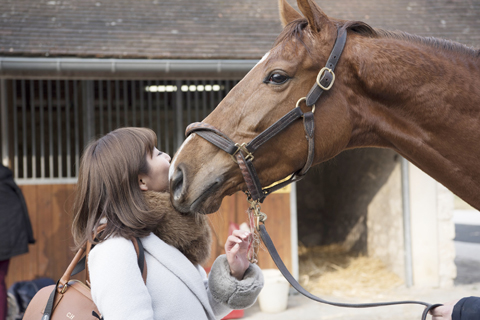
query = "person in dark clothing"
xmin=0 ymin=164 xmax=35 ymax=320
xmin=431 ymin=297 xmax=480 ymax=319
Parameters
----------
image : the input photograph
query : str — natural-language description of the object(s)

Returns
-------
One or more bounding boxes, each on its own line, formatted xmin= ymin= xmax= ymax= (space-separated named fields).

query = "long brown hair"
xmin=72 ymin=127 xmax=160 ymax=249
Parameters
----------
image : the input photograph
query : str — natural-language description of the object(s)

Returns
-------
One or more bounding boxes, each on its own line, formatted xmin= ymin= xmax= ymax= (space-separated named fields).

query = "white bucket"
xmin=258 ymin=269 xmax=290 ymax=313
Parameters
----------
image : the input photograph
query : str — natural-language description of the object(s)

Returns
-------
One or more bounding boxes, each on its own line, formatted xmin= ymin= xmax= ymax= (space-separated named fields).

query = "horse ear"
xmin=278 ymin=0 xmax=302 ymax=28
xmin=296 ymin=0 xmax=330 ymax=32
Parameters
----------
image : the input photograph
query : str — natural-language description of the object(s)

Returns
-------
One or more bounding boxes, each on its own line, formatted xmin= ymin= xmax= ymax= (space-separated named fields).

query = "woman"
xmin=71 ymin=127 xmax=263 ymax=320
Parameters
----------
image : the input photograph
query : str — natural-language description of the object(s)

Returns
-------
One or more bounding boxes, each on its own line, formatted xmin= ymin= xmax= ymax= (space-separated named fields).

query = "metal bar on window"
xmin=194 ymin=80 xmax=199 ymax=121
xmin=83 ymin=81 xmax=95 ymax=144
xmin=186 ymin=80 xmax=191 ymax=125
xmin=148 ymin=81 xmax=153 ymax=129
xmin=65 ymin=80 xmax=71 ymax=178
xmin=140 ymin=80 xmax=144 ymax=127
xmin=47 ymin=80 xmax=53 ymax=178
xmin=218 ymin=80 xmax=224 ymax=108
xmin=74 ymin=80 xmax=79 ymax=176
xmin=56 ymin=80 xmax=62 ymax=178
xmin=39 ymin=80 xmax=45 ymax=178
xmin=175 ymin=80 xmax=183 ymax=151
xmin=115 ymin=80 xmax=120 ymax=129
xmin=30 ymin=80 xmax=36 ymax=178
xmin=155 ymin=80 xmax=161 ymax=150
xmin=99 ymin=80 xmax=104 ymax=136
xmin=123 ymin=80 xmax=128 ymax=127
xmin=164 ymin=80 xmax=169 ymax=155
xmin=210 ymin=80 xmax=215 ymax=115
xmin=0 ymin=80 xmax=8 ymax=167
xmin=225 ymin=80 xmax=231 ymax=94
xmin=13 ymin=80 xmax=18 ymax=179
xmin=131 ymin=80 xmax=136 ymax=126
xmin=107 ymin=80 xmax=112 ymax=132
xmin=202 ymin=80 xmax=207 ymax=119
xmin=22 ymin=80 xmax=27 ymax=178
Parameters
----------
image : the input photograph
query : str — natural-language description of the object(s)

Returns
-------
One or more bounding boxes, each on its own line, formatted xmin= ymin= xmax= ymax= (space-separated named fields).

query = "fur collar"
xmin=144 ymin=191 xmax=211 ymax=266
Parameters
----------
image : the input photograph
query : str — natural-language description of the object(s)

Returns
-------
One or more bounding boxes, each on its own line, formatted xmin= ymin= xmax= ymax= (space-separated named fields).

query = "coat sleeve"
xmin=452 ymin=296 xmax=480 ymax=320
xmin=88 ymin=237 xmax=154 ymax=320
xmin=206 ymin=254 xmax=264 ymax=312
xmin=12 ymin=181 xmax=35 ymax=244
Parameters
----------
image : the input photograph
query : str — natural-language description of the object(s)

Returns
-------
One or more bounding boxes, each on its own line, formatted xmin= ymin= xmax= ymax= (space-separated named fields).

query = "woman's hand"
xmin=429 ymin=300 xmax=459 ymax=320
xmin=225 ymin=229 xmax=251 ymax=280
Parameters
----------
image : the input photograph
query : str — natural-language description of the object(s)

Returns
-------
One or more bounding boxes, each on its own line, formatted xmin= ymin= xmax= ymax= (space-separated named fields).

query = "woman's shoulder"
xmin=89 ymin=233 xmax=154 ymax=262
xmin=93 ymin=235 xmax=135 ymax=250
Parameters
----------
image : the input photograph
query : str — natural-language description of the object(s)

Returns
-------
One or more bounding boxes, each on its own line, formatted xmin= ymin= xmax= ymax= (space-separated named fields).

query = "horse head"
xmin=169 ymin=0 xmax=360 ymax=214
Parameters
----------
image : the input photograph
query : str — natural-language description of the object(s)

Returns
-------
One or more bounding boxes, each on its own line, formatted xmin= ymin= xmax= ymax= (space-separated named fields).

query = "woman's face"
xmin=138 ymin=148 xmax=171 ymax=192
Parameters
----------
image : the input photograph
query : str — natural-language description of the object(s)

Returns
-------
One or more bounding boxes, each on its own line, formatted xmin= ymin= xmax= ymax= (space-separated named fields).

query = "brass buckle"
xmin=316 ymin=67 xmax=335 ymax=91
xmin=296 ymin=97 xmax=315 ymax=114
xmin=232 ymin=142 xmax=254 ymax=162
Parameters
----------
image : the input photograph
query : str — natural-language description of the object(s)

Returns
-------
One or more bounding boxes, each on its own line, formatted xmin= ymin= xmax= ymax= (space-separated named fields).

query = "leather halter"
xmin=184 ymin=27 xmax=441 ymax=319
xmin=186 ymin=28 xmax=347 ymax=203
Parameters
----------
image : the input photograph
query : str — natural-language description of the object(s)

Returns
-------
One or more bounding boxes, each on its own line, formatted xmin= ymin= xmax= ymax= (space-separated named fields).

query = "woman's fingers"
xmin=230 ymin=243 xmax=240 ymax=255
xmin=232 ymin=229 xmax=251 ymax=241
xmin=225 ymin=235 xmax=241 ymax=249
xmin=225 ymin=230 xmax=251 ymax=251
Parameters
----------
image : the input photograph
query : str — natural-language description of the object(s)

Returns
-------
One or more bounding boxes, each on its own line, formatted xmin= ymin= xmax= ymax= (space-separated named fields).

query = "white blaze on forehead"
xmin=256 ymin=50 xmax=270 ymax=67
xmin=168 ymin=133 xmax=195 ymax=180
xmin=244 ymin=51 xmax=270 ymax=77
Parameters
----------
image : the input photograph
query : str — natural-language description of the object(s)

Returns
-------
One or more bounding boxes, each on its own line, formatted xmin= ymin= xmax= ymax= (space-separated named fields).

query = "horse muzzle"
xmin=170 ymin=162 xmax=225 ymax=214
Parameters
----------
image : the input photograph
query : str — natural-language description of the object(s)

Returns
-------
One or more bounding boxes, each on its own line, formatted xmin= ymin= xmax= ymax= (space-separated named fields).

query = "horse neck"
xmin=345 ymin=35 xmax=480 ymax=209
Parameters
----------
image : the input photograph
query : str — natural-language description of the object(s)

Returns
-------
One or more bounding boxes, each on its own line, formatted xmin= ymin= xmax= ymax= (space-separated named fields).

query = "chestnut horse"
xmin=169 ymin=0 xmax=480 ymax=215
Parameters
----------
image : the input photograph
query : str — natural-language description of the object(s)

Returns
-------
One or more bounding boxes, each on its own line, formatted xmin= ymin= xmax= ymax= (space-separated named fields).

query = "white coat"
xmin=88 ymin=233 xmax=263 ymax=320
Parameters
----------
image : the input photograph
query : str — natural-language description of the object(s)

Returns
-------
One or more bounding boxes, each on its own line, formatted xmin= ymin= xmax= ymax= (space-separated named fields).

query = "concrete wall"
xmin=409 ymin=163 xmax=456 ymax=287
xmin=367 ymin=161 xmax=405 ymax=282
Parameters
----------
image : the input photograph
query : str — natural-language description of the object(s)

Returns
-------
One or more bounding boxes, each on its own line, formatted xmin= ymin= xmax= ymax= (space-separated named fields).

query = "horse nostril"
xmin=171 ymin=167 xmax=184 ymax=201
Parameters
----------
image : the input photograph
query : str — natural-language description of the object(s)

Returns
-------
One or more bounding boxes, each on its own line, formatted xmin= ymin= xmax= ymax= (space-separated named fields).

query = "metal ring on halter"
xmin=296 ymin=97 xmax=316 ymax=114
xmin=316 ymin=67 xmax=335 ymax=91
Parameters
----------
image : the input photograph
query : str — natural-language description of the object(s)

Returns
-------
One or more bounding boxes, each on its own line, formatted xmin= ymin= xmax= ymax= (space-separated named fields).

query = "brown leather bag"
xmin=22 ymin=237 xmax=146 ymax=320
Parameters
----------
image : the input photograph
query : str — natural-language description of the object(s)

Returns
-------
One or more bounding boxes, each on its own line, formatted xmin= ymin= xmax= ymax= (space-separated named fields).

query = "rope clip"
xmin=248 ymin=199 xmax=267 ymax=230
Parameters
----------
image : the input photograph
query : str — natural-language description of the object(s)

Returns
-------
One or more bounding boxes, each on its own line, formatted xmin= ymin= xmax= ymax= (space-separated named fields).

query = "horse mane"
xmin=275 ymin=19 xmax=480 ymax=59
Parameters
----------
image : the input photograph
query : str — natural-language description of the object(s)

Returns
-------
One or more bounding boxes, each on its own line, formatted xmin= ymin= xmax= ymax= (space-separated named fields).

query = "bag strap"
xmin=84 ymin=224 xmax=107 ymax=286
xmin=132 ymin=237 xmax=147 ymax=283
xmin=43 ymin=237 xmax=147 ymax=320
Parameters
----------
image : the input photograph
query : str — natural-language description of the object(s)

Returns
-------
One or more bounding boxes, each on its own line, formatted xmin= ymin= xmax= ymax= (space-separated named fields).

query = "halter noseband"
xmin=184 ymin=28 xmax=347 ymax=204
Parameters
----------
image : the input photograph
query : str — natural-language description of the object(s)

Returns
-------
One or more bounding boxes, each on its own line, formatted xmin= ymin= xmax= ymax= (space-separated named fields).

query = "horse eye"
xmin=268 ymin=73 xmax=289 ymax=84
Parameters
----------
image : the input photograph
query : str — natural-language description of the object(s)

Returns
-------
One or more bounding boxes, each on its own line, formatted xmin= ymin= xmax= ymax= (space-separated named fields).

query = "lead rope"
xmin=246 ymin=205 xmax=261 ymax=263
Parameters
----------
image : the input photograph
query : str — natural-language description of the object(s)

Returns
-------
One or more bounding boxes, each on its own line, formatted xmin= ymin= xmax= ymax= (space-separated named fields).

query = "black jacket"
xmin=0 ymin=164 xmax=35 ymax=261
xmin=453 ymin=297 xmax=480 ymax=320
